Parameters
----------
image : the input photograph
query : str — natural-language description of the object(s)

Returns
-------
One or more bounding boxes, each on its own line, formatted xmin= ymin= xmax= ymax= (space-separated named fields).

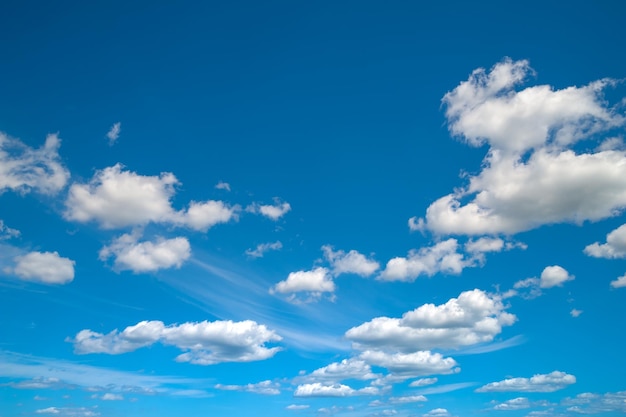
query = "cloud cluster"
xmin=414 ymin=58 xmax=626 ymax=236
xmin=0 ymin=133 xmax=69 ymax=195
xmin=511 ymin=265 xmax=574 ymax=299
xmin=562 ymin=390 xmax=626 ymax=414
xmin=476 ymin=371 xmax=576 ymax=392
xmin=69 ymin=319 xmax=282 ymax=365
xmin=346 ymin=289 xmax=516 ymax=351
xmin=65 ymin=164 xmax=238 ymax=231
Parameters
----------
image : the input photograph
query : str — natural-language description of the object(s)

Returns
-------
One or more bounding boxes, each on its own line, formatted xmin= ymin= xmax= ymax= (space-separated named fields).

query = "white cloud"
xmin=11 ymin=251 xmax=75 ymax=284
xmin=215 ymin=380 xmax=280 ymax=395
xmin=610 ymin=273 xmax=626 ymax=288
xmin=389 ymin=395 xmax=428 ymax=404
xmin=36 ymin=407 xmax=98 ymax=417
xmin=302 ymin=358 xmax=379 ymax=383
xmin=99 ymin=232 xmax=190 ymax=273
xmin=360 ymin=350 xmax=457 ymax=378
xmin=106 ymin=122 xmax=121 ymax=145
xmin=65 ymin=164 xmax=238 ymax=230
xmin=464 ymin=237 xmax=504 ymax=254
xmin=584 ymin=223 xmax=626 ymax=259
xmin=570 ymin=309 xmax=583 ymax=318
xmin=36 ymin=408 xmax=60 ymax=414
xmin=246 ymin=241 xmax=283 ymax=258
xmin=247 ymin=200 xmax=291 ymax=220
xmin=100 ymin=393 xmax=123 ymax=401
xmin=562 ymin=390 xmax=626 ymax=414
xmin=597 ymin=136 xmax=625 ymax=151
xmin=379 ymin=239 xmax=474 ymax=282
xmin=415 ymin=59 xmax=626 ymax=236
xmin=286 ymin=404 xmax=309 ymax=410
xmin=492 ymin=397 xmax=531 ymax=410
xmin=215 ymin=181 xmax=231 ymax=191
xmin=408 ymin=216 xmax=425 ymax=232
xmin=0 ymin=132 xmax=69 ymax=195
xmin=346 ymin=289 xmax=516 ymax=351
xmin=293 ymin=382 xmax=378 ymax=397
xmin=271 ymin=267 xmax=335 ymax=297
xmin=476 ymin=371 xmax=576 ymax=393
xmin=423 ymin=408 xmax=451 ymax=417
xmin=69 ymin=319 xmax=282 ymax=365
xmin=409 ymin=377 xmax=438 ymax=387
xmin=322 ymin=245 xmax=380 ymax=277
xmin=0 ymin=220 xmax=20 ymax=240
xmin=540 ymin=265 xmax=574 ymax=288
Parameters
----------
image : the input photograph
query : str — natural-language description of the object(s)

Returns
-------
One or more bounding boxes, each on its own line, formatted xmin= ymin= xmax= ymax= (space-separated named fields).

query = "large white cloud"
xmin=69 ymin=320 xmax=282 ymax=365
xmin=415 ymin=59 xmax=626 ymax=236
xmin=584 ymin=223 xmax=626 ymax=259
xmin=99 ymin=232 xmax=191 ymax=273
xmin=322 ymin=245 xmax=380 ymax=277
xmin=64 ymin=164 xmax=238 ymax=230
xmin=11 ymin=251 xmax=75 ymax=284
xmin=0 ymin=133 xmax=69 ymax=195
xmin=476 ymin=371 xmax=576 ymax=393
xmin=345 ymin=289 xmax=516 ymax=351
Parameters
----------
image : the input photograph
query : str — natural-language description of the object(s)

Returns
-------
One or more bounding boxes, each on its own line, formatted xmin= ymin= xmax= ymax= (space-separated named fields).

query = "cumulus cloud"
xmin=106 ymin=122 xmax=121 ymax=145
xmin=423 ymin=409 xmax=451 ymax=417
xmin=409 ymin=377 xmax=438 ymax=387
xmin=69 ymin=320 xmax=282 ymax=365
xmin=346 ymin=289 xmax=516 ymax=351
xmin=359 ymin=350 xmax=458 ymax=378
xmin=584 ymin=223 xmax=626 ymax=259
xmin=476 ymin=371 xmax=576 ymax=393
xmin=215 ymin=380 xmax=280 ymax=395
xmin=10 ymin=251 xmax=75 ymax=284
xmin=300 ymin=358 xmax=379 ymax=383
xmin=379 ymin=239 xmax=474 ymax=281
xmin=270 ymin=267 xmax=335 ymax=301
xmin=322 ymin=245 xmax=380 ymax=277
xmin=247 ymin=200 xmax=291 ymax=220
xmin=562 ymin=390 xmax=626 ymax=414
xmin=415 ymin=59 xmax=626 ymax=236
xmin=99 ymin=232 xmax=190 ymax=273
xmin=0 ymin=132 xmax=69 ymax=195
xmin=610 ymin=273 xmax=626 ymax=288
xmin=294 ymin=383 xmax=378 ymax=397
xmin=539 ymin=265 xmax=574 ymax=288
xmin=65 ymin=164 xmax=238 ymax=230
xmin=491 ymin=397 xmax=531 ymax=410
xmin=246 ymin=241 xmax=283 ymax=258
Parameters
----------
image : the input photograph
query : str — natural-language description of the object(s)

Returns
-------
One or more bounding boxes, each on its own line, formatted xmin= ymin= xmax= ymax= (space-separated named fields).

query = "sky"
xmin=1 ymin=1 xmax=626 ymax=416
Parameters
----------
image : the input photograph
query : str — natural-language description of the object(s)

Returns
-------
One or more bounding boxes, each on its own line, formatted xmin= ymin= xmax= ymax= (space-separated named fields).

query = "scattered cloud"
xmin=0 ymin=132 xmax=69 ymax=195
xmin=423 ymin=408 xmax=451 ymax=417
xmin=246 ymin=241 xmax=283 ymax=258
xmin=389 ymin=394 xmax=427 ymax=404
xmin=322 ymin=245 xmax=380 ymax=277
xmin=98 ymin=393 xmax=123 ymax=401
xmin=64 ymin=164 xmax=238 ymax=230
xmin=293 ymin=382 xmax=378 ymax=397
xmin=300 ymin=358 xmax=379 ymax=383
xmin=68 ymin=319 xmax=282 ymax=365
xmin=247 ymin=200 xmax=291 ymax=220
xmin=562 ymin=390 xmax=626 ymax=414
xmin=35 ymin=406 xmax=99 ymax=416
xmin=106 ymin=122 xmax=121 ymax=145
xmin=409 ymin=377 xmax=438 ymax=387
xmin=286 ymin=404 xmax=309 ymax=410
xmin=346 ymin=289 xmax=516 ymax=351
xmin=215 ymin=380 xmax=280 ymax=395
xmin=476 ymin=371 xmax=576 ymax=393
xmin=492 ymin=397 xmax=531 ymax=410
xmin=414 ymin=58 xmax=626 ymax=236
xmin=99 ymin=232 xmax=191 ymax=273
xmin=9 ymin=251 xmax=75 ymax=284
xmin=610 ymin=273 xmax=626 ymax=288
xmin=584 ymin=223 xmax=626 ymax=259
xmin=0 ymin=220 xmax=20 ymax=240
xmin=215 ymin=181 xmax=231 ymax=191
xmin=570 ymin=309 xmax=583 ymax=318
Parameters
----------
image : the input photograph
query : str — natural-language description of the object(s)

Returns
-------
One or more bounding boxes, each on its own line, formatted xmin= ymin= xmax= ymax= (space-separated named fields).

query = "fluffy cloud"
xmin=271 ymin=267 xmax=335 ymax=298
xmin=11 ymin=251 xmax=75 ymax=284
xmin=379 ymin=239 xmax=473 ymax=281
xmin=409 ymin=377 xmax=438 ymax=387
xmin=247 ymin=200 xmax=291 ymax=220
xmin=301 ymin=359 xmax=379 ymax=383
xmin=415 ymin=59 xmax=626 ymax=236
xmin=610 ymin=273 xmax=626 ymax=288
xmin=584 ymin=223 xmax=626 ymax=259
xmin=491 ymin=397 xmax=531 ymax=410
xmin=99 ymin=232 xmax=190 ymax=273
xmin=69 ymin=320 xmax=282 ymax=365
xmin=322 ymin=245 xmax=380 ymax=277
xmin=539 ymin=265 xmax=574 ymax=288
xmin=215 ymin=380 xmax=280 ymax=395
xmin=106 ymin=122 xmax=121 ymax=145
xmin=346 ymin=289 xmax=516 ymax=351
xmin=65 ymin=164 xmax=238 ymax=230
xmin=476 ymin=371 xmax=576 ymax=393
xmin=246 ymin=241 xmax=283 ymax=258
xmin=422 ymin=409 xmax=451 ymax=417
xmin=359 ymin=350 xmax=458 ymax=378
xmin=293 ymin=383 xmax=378 ymax=397
xmin=0 ymin=132 xmax=69 ymax=195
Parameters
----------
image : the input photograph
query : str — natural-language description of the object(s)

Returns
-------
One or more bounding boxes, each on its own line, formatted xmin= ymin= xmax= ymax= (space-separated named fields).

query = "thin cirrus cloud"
xmin=476 ymin=371 xmax=576 ymax=393
xmin=412 ymin=58 xmax=626 ymax=236
xmin=68 ymin=319 xmax=282 ymax=365
xmin=64 ymin=164 xmax=239 ymax=231
xmin=0 ymin=132 xmax=69 ymax=195
xmin=246 ymin=241 xmax=283 ymax=258
xmin=214 ymin=380 xmax=280 ymax=395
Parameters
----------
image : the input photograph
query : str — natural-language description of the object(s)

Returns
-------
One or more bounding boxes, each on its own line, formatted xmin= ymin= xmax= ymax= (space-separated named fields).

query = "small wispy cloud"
xmin=215 ymin=181 xmax=231 ymax=191
xmin=246 ymin=241 xmax=283 ymax=258
xmin=106 ymin=122 xmax=121 ymax=145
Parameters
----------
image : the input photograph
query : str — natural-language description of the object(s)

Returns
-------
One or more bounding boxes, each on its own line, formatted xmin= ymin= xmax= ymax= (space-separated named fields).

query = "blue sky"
xmin=1 ymin=1 xmax=626 ymax=416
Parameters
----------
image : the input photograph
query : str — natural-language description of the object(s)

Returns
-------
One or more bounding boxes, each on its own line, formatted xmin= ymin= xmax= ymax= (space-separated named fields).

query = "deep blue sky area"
xmin=1 ymin=1 xmax=626 ymax=417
